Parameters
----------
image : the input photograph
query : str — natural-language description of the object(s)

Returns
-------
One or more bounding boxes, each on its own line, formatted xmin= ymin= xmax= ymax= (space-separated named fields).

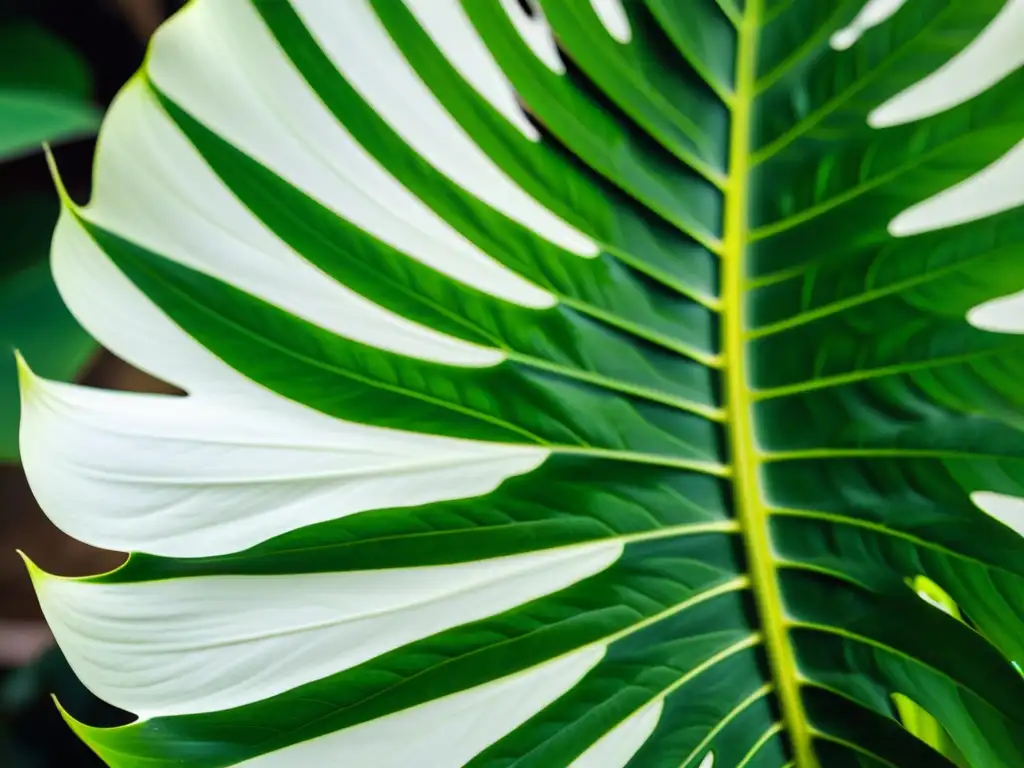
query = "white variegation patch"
xmin=19 ymin=360 xmax=548 ymax=557
xmin=568 ymin=699 xmax=662 ymax=767
xmin=498 ymin=0 xmax=565 ymax=74
xmin=29 ymin=542 xmax=620 ymax=718
xmin=589 ymin=0 xmax=632 ymax=43
xmin=891 ymin=141 xmax=1024 ymax=236
xmin=830 ymin=0 xmax=910 ymax=51
xmin=871 ymin=0 xmax=1024 ymax=127
xmin=972 ymin=491 xmax=1024 ymax=538
xmin=967 ymin=285 xmax=1024 ymax=332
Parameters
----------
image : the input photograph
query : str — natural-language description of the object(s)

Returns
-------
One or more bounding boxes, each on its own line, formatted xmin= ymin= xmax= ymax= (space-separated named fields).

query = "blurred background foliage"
xmin=0 ymin=4 xmax=100 ymax=461
xmin=1 ymin=1 xmax=181 ymax=764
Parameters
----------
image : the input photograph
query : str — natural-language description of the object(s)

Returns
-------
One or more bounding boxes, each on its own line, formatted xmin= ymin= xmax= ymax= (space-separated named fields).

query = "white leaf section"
xmin=890 ymin=140 xmax=1024 ymax=237
xmin=568 ymin=699 xmax=662 ymax=767
xmin=870 ymin=0 xmax=1024 ymax=127
xmin=589 ymin=0 xmax=632 ymax=44
xmin=236 ymin=647 xmax=605 ymax=767
xmin=86 ymin=79 xmax=501 ymax=367
xmin=829 ymin=0 xmax=909 ymax=51
xmin=30 ymin=542 xmax=621 ymax=718
xmin=497 ymin=0 xmax=566 ymax=74
xmin=971 ymin=491 xmax=1024 ymax=537
xmin=50 ymin=209 xmax=240 ymax=395
xmin=698 ymin=752 xmax=715 ymax=768
xmin=286 ymin=0 xmax=596 ymax=257
xmin=967 ymin=284 xmax=1024 ymax=332
xmin=145 ymin=0 xmax=558 ymax=315
xmin=19 ymin=365 xmax=548 ymax=558
xmin=402 ymin=0 xmax=539 ymax=140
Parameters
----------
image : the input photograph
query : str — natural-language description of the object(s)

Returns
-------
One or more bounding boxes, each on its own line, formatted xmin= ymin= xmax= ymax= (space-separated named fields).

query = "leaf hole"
xmin=515 ymin=0 xmax=537 ymax=18
xmin=891 ymin=694 xmax=967 ymax=765
xmin=906 ymin=575 xmax=960 ymax=618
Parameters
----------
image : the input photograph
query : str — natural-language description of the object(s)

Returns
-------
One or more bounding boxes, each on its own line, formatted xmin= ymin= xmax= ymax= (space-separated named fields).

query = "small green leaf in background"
xmin=0 ymin=19 xmax=100 ymax=461
xmin=0 ymin=22 xmax=100 ymax=161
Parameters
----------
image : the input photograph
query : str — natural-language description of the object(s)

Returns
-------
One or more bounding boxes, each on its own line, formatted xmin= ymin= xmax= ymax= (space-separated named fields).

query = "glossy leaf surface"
xmin=18 ymin=1 xmax=1024 ymax=766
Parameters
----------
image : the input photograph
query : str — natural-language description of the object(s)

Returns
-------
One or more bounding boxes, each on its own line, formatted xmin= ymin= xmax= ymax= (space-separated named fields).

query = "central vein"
xmin=722 ymin=3 xmax=817 ymax=766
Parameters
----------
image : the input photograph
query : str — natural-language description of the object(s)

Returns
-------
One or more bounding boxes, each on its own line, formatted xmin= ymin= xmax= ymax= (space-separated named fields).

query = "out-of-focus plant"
xmin=0 ymin=19 xmax=99 ymax=460
xmin=1 ymin=647 xmax=126 ymax=767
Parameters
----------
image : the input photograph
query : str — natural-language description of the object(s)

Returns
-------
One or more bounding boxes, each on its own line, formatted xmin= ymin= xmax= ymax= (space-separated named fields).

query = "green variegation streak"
xmin=31 ymin=0 xmax=1024 ymax=766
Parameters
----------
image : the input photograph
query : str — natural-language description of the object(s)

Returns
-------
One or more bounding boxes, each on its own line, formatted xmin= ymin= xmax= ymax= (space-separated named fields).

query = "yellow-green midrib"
xmin=721 ymin=2 xmax=816 ymax=766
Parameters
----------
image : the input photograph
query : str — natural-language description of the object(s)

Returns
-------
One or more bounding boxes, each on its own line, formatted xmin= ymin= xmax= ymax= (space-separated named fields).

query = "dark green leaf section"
xmin=626 ymin=679 xmax=783 ymax=768
xmin=796 ymin=626 xmax=1024 ymax=768
xmin=759 ymin=385 xmax=1024 ymax=458
xmin=773 ymin=509 xmax=1024 ymax=664
xmin=764 ymin=459 xmax=1024 ymax=582
xmin=772 ymin=515 xmax=1024 ymax=766
xmin=541 ymin=0 xmax=729 ymax=171
xmin=642 ymin=0 xmax=737 ymax=99
xmin=803 ymin=688 xmax=960 ymax=768
xmin=751 ymin=0 xmax=1004 ymax=159
xmin=751 ymin=66 xmax=1024 ymax=276
xmin=753 ymin=0 xmax=861 ymax=89
xmin=753 ymin=319 xmax=1019 ymax=395
xmin=467 ymin=623 xmax=755 ymax=767
xmin=70 ymin=537 xmax=750 ymax=768
xmin=460 ymin=0 xmax=723 ymax=248
xmin=740 ymin=3 xmax=1024 ymax=757
xmin=748 ymin=208 xmax=1024 ymax=331
xmin=96 ymin=456 xmax=733 ymax=582
xmin=782 ymin=572 xmax=1024 ymax=721
xmin=75 ymin=216 xmax=723 ymax=459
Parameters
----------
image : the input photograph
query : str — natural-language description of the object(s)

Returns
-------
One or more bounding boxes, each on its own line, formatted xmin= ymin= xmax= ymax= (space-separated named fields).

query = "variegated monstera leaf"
xmin=17 ymin=0 xmax=1024 ymax=766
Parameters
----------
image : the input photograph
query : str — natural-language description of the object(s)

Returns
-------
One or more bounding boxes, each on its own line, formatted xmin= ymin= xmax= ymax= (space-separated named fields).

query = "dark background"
xmin=1 ymin=1 xmax=183 ymax=764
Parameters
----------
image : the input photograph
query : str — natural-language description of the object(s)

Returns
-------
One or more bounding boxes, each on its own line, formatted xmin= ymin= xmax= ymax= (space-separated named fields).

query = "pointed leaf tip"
xmin=16 ymin=549 xmax=46 ymax=585
xmin=42 ymin=145 xmax=76 ymax=210
xmin=14 ymin=350 xmax=37 ymax=395
xmin=52 ymin=695 xmax=99 ymax=752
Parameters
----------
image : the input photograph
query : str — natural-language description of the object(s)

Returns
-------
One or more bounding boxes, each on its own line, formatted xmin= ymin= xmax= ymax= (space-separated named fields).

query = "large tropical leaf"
xmin=17 ymin=0 xmax=1024 ymax=765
